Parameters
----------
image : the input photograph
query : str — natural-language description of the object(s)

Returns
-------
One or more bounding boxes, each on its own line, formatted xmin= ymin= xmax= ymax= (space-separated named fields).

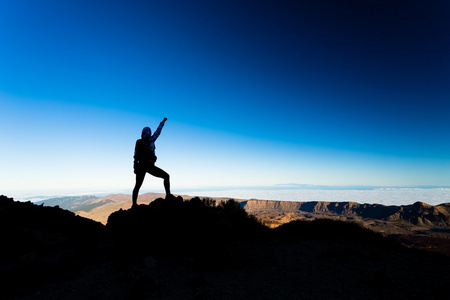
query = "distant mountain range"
xmin=37 ymin=193 xmax=450 ymax=227
xmin=242 ymin=200 xmax=450 ymax=227
xmin=36 ymin=195 xmax=111 ymax=212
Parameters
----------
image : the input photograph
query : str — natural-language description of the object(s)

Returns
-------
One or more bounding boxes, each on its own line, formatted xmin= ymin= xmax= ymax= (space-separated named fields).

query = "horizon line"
xmin=6 ymin=183 xmax=450 ymax=202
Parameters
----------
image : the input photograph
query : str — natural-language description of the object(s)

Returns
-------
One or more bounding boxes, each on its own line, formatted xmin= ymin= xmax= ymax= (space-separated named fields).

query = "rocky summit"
xmin=1 ymin=194 xmax=450 ymax=300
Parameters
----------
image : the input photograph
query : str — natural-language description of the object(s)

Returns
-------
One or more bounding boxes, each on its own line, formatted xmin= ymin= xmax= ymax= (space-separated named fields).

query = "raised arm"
xmin=151 ymin=118 xmax=167 ymax=141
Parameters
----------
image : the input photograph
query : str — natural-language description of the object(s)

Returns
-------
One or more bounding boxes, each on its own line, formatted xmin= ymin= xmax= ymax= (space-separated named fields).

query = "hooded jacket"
xmin=134 ymin=121 xmax=165 ymax=166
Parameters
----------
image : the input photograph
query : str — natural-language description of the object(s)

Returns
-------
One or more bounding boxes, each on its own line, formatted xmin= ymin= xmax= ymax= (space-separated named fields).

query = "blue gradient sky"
xmin=1 ymin=0 xmax=449 ymax=197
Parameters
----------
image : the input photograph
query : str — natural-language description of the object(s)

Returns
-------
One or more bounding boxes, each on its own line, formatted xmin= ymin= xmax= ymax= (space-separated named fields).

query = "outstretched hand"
xmin=163 ymin=117 xmax=167 ymax=122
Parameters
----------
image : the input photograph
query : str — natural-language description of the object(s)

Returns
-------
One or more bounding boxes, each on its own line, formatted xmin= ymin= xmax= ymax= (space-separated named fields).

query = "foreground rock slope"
xmin=3 ymin=194 xmax=450 ymax=300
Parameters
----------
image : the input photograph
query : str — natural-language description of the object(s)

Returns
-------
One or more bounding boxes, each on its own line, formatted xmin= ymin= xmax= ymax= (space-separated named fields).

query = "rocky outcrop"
xmin=106 ymin=196 xmax=267 ymax=257
xmin=241 ymin=200 xmax=450 ymax=226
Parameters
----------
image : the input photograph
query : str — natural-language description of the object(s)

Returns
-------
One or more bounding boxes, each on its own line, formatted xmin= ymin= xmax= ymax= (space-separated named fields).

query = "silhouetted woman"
xmin=132 ymin=118 xmax=171 ymax=207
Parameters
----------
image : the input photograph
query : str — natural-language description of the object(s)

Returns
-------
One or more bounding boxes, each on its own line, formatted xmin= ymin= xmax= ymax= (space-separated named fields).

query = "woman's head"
xmin=141 ymin=127 xmax=151 ymax=140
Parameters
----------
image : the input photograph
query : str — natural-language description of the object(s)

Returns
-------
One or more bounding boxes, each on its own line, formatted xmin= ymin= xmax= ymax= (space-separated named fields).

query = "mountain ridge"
xmin=242 ymin=199 xmax=450 ymax=226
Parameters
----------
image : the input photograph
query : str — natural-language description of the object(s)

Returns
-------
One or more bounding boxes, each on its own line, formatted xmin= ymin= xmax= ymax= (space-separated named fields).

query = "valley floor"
xmin=252 ymin=210 xmax=450 ymax=256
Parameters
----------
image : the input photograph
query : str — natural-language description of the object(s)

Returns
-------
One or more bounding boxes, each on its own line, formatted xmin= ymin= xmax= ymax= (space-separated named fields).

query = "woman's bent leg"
xmin=148 ymin=165 xmax=171 ymax=196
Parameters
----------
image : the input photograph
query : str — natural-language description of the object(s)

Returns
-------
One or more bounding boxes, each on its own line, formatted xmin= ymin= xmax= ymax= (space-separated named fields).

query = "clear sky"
xmin=1 ymin=0 xmax=449 ymax=197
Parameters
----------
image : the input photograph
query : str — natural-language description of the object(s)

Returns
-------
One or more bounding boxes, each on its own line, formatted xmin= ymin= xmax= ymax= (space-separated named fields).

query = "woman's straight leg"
xmin=132 ymin=171 xmax=146 ymax=206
